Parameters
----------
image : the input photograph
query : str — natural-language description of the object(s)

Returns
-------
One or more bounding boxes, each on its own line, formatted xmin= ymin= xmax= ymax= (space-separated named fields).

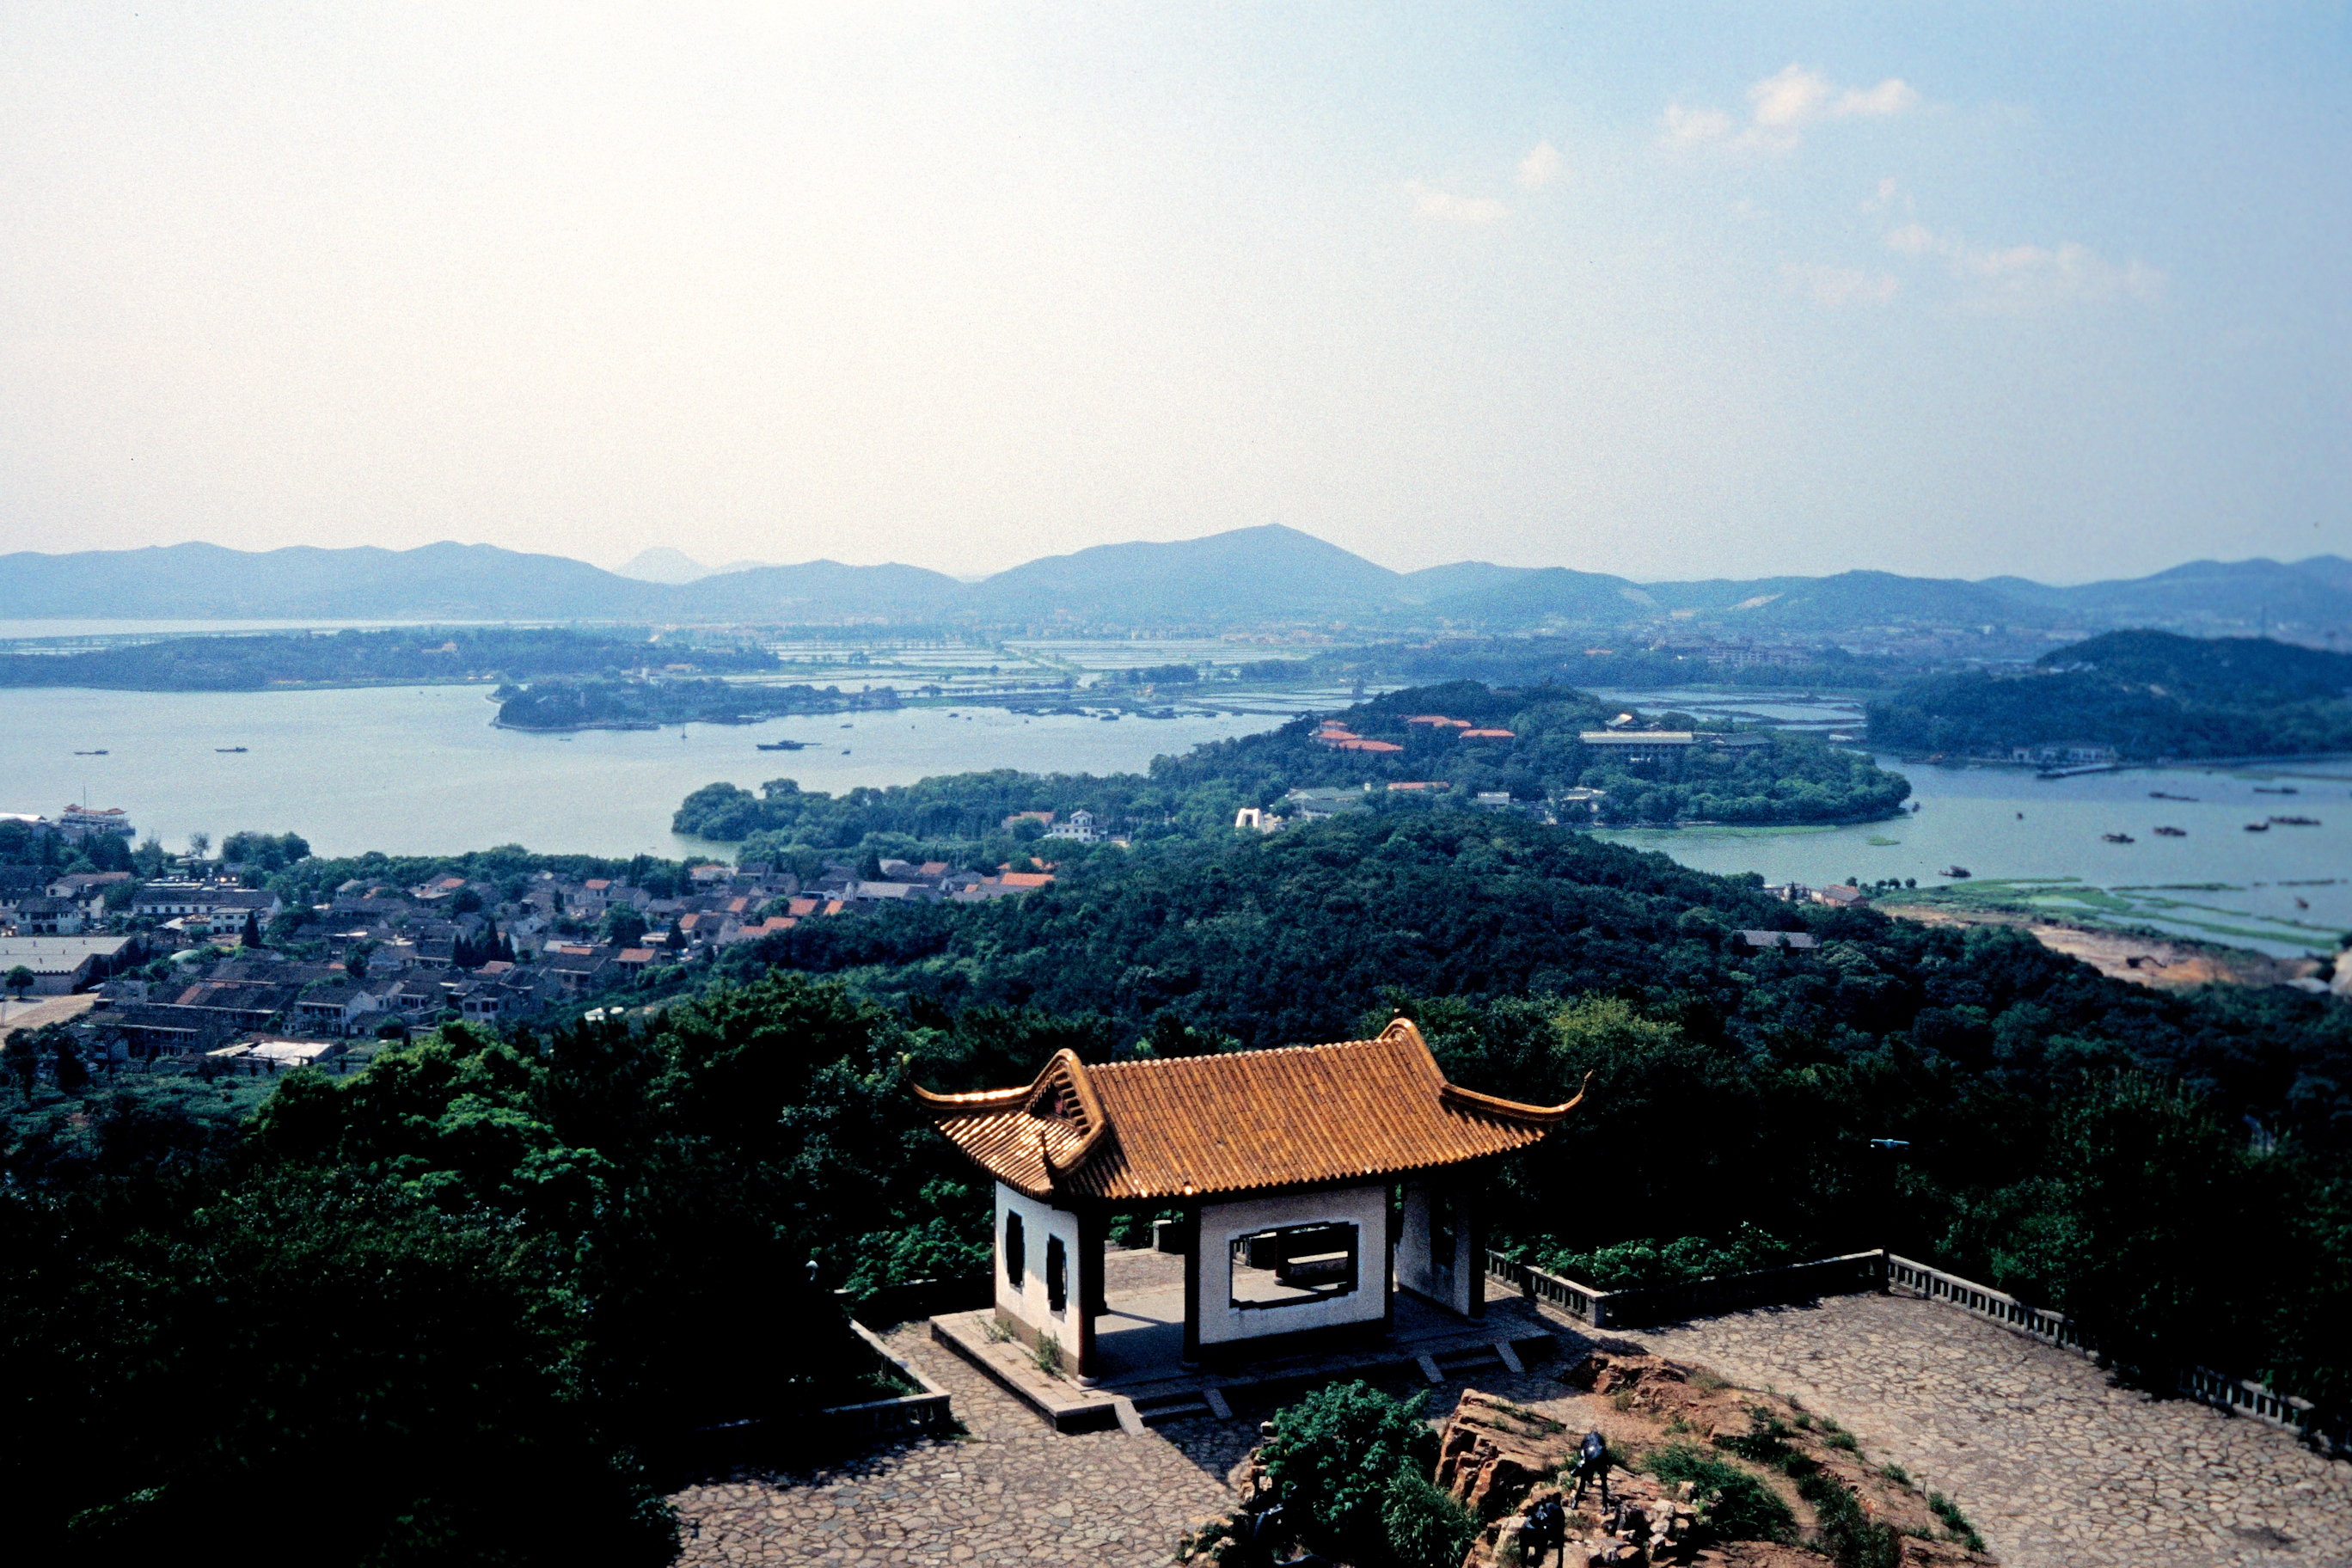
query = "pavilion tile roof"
xmin=912 ymin=1019 xmax=1585 ymax=1203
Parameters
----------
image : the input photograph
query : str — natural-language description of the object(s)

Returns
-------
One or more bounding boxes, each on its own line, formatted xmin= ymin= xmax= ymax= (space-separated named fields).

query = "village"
xmin=0 ymin=801 xmax=1064 ymax=1076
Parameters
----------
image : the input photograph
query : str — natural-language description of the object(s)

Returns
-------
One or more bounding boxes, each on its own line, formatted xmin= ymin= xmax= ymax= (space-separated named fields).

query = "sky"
xmin=1 ymin=3 xmax=2346 ymax=585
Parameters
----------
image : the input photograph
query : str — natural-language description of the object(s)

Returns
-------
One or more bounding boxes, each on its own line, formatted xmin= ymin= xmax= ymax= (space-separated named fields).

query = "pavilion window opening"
xmin=1045 ymin=1235 xmax=1069 ymax=1315
xmin=1229 ymin=1221 xmax=1360 ymax=1308
xmin=1003 ymin=1211 xmax=1026 ymax=1288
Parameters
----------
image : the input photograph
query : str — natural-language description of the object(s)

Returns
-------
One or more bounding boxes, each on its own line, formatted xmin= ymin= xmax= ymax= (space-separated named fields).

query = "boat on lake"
xmin=2103 ymin=832 xmax=2135 ymax=843
xmin=2153 ymin=825 xmax=2186 ymax=836
xmin=2255 ymin=786 xmax=2298 ymax=794
xmin=2245 ymin=822 xmax=2270 ymax=832
xmin=216 ymin=746 xmax=248 ymax=753
xmin=2270 ymin=815 xmax=2321 ymax=826
xmin=755 ymin=739 xmax=809 ymax=750
xmin=2150 ymin=791 xmax=2196 ymax=801
xmin=73 ymin=749 xmax=107 ymax=756
xmin=1942 ymin=865 xmax=1971 ymax=878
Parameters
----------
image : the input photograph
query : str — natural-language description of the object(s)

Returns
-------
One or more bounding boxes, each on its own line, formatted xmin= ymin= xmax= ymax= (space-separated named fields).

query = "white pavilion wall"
xmin=1192 ymin=1185 xmax=1389 ymax=1346
xmin=994 ymin=1182 xmax=1085 ymax=1351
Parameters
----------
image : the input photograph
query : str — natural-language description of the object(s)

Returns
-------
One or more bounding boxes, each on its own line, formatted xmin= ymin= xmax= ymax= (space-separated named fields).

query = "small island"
xmin=495 ymin=677 xmax=901 ymax=732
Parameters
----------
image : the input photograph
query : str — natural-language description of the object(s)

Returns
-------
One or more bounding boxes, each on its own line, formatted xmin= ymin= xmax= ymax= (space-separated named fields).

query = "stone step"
xmin=1128 ymin=1389 xmax=1219 ymax=1426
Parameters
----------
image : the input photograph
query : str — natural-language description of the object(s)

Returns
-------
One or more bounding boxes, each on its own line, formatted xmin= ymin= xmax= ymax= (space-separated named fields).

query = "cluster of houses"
xmin=9 ymin=850 xmax=1061 ymax=1069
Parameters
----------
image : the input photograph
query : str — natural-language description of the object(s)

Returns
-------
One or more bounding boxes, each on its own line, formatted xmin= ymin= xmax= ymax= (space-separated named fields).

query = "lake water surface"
xmin=10 ymin=683 xmax=2343 ymax=958
xmin=8 ymin=686 xmax=1287 ymax=861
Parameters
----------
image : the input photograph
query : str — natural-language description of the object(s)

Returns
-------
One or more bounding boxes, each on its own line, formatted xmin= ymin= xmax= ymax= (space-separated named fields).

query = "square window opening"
xmin=1229 ymin=1222 xmax=1360 ymax=1308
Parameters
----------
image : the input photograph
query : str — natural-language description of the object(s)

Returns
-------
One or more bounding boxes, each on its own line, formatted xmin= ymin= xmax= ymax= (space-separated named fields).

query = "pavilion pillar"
xmin=1383 ymin=1185 xmax=1400 ymax=1338
xmin=1461 ymin=1176 xmax=1486 ymax=1322
xmin=1179 ymin=1208 xmax=1202 ymax=1366
xmin=1075 ymin=1209 xmax=1106 ymax=1382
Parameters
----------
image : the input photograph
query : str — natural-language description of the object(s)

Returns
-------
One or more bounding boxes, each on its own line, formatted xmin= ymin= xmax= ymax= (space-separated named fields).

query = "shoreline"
xmin=1879 ymin=898 xmax=2331 ymax=992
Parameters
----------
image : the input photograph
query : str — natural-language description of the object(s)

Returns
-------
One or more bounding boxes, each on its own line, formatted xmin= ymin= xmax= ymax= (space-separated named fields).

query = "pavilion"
xmin=914 ymin=1016 xmax=1587 ymax=1381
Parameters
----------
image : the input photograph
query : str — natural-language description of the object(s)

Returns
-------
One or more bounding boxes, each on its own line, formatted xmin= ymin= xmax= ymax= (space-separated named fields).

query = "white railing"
xmin=1883 ymin=1252 xmax=2092 ymax=1353
xmin=1491 ymin=1245 xmax=2339 ymax=1454
xmin=1486 ymin=1251 xmax=1610 ymax=1326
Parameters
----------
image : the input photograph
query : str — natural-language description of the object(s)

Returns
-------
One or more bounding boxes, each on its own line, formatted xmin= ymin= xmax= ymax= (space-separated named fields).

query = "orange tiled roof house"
xmin=914 ymin=1017 xmax=1585 ymax=1379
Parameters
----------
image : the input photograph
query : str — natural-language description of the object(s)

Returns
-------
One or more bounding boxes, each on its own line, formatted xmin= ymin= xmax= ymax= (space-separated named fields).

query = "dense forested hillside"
xmin=730 ymin=813 xmax=2351 ymax=1409
xmin=9 ymin=812 xmax=2349 ymax=1562
xmin=0 ymin=626 xmax=775 ymax=691
xmin=1866 ymin=630 xmax=2352 ymax=758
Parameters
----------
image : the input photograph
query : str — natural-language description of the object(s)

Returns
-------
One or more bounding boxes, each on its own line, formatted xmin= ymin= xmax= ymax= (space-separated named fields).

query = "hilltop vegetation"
xmin=494 ymin=677 xmax=897 ymax=732
xmin=8 ymin=812 xmax=2350 ymax=1562
xmin=0 ymin=626 xmax=775 ymax=691
xmin=671 ymin=680 xmax=1909 ymax=852
xmin=1866 ymin=629 xmax=2352 ymax=758
xmin=727 ymin=812 xmax=2351 ymax=1410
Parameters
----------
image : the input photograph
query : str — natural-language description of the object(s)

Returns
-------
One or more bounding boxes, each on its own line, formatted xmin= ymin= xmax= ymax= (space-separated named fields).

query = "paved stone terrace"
xmin=671 ymin=1318 xmax=1259 ymax=1567
xmin=1637 ymin=1293 xmax=2352 ymax=1568
xmin=671 ymin=1290 xmax=2352 ymax=1568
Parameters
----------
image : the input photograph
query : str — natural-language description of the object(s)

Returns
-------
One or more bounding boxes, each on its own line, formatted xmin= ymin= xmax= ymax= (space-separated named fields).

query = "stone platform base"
xmin=931 ymin=1297 xmax=1561 ymax=1434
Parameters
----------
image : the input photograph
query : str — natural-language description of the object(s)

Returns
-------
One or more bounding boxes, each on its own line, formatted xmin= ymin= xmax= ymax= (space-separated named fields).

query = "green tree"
xmin=52 ymin=1032 xmax=89 ymax=1093
xmin=5 ymin=965 xmax=32 ymax=1001
xmin=602 ymin=908 xmax=649 ymax=948
xmin=240 ymin=909 xmax=263 ymax=949
xmin=1260 ymin=1381 xmax=1438 ymax=1556
xmin=3 ymin=1028 xmax=39 ymax=1101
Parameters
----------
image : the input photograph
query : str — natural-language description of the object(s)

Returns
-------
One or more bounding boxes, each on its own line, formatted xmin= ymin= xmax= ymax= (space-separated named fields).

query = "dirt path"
xmin=0 ymin=992 xmax=99 ymax=1032
xmin=1880 ymin=903 xmax=2326 ymax=991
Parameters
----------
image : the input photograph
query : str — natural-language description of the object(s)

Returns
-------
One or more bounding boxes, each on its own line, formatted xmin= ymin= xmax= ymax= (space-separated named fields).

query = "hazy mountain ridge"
xmin=3 ymin=530 xmax=2345 ymax=636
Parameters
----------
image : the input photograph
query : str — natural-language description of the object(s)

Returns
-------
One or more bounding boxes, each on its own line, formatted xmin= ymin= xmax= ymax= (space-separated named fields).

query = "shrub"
xmin=1260 ymin=1381 xmax=1437 ymax=1555
xmin=1381 ymin=1472 xmax=1477 ymax=1568
xmin=1798 ymin=1473 xmax=1902 ymax=1568
xmin=1645 ymin=1443 xmax=1794 ymax=1545
xmin=1929 ymin=1491 xmax=1987 ymax=1553
xmin=1717 ymin=1410 xmax=1799 ymax=1468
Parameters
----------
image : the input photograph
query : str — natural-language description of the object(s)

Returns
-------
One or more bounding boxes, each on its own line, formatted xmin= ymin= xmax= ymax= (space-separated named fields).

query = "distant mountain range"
xmin=614 ymin=548 xmax=782 ymax=585
xmin=3 ymin=528 xmax=2345 ymax=639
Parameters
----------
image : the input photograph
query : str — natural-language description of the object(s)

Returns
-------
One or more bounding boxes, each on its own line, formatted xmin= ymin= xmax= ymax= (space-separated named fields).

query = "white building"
xmin=916 ymin=1018 xmax=1586 ymax=1378
xmin=1043 ymin=809 xmax=1100 ymax=843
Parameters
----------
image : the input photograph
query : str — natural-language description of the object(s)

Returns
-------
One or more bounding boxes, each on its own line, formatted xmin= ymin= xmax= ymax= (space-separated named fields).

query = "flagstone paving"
xmin=1637 ymin=1293 xmax=2352 ymax=1568
xmin=671 ymin=1292 xmax=2352 ymax=1568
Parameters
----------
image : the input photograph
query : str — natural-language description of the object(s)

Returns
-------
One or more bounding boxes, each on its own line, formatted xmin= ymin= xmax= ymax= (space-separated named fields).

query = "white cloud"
xmin=1884 ymin=221 xmax=1939 ymax=255
xmin=1516 ymin=140 xmax=1563 ymax=190
xmin=1669 ymin=66 xmax=1920 ymax=156
xmin=1883 ymin=224 xmax=2166 ymax=309
xmin=1749 ymin=65 xmax=1836 ymax=129
xmin=1405 ymin=181 xmax=1507 ymax=224
xmin=1960 ymin=242 xmax=2165 ymax=307
xmin=1662 ymin=103 xmax=1734 ymax=145
xmin=1780 ymin=263 xmax=1899 ymax=307
xmin=1836 ymin=78 xmax=1920 ymax=119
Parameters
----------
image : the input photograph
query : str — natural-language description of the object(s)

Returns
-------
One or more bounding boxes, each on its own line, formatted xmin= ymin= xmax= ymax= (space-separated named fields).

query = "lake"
xmin=1596 ymin=759 xmax=2350 ymax=958
xmin=6 ymin=685 xmax=1289 ymax=861
xmin=10 ymin=681 xmax=2342 ymax=958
